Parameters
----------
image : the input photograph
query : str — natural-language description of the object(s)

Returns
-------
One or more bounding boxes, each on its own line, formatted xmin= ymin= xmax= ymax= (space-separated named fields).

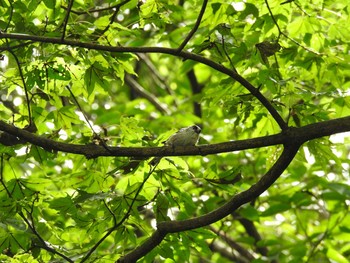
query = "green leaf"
xmin=261 ymin=203 xmax=291 ymax=217
xmin=84 ymin=63 xmax=108 ymax=96
xmin=239 ymin=205 xmax=260 ymax=221
xmin=327 ymin=247 xmax=349 ymax=263
xmin=154 ymin=193 xmax=170 ymax=222
xmin=47 ymin=64 xmax=71 ymax=80
xmin=94 ymin=15 xmax=111 ymax=29
xmin=43 ymin=0 xmax=56 ymax=9
xmin=49 ymin=195 xmax=76 ymax=214
xmin=139 ymin=0 xmax=158 ymax=18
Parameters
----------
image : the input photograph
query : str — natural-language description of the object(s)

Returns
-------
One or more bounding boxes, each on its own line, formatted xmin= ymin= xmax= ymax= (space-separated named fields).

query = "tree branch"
xmin=187 ymin=69 xmax=202 ymax=117
xmin=61 ymin=0 xmax=131 ymax=15
xmin=264 ymin=0 xmax=321 ymax=56
xmin=0 ymin=32 xmax=287 ymax=129
xmin=117 ymin=143 xmax=300 ymax=262
xmin=61 ymin=0 xmax=74 ymax=41
xmin=0 ymin=116 xmax=350 ymax=158
xmin=177 ymin=0 xmax=209 ymax=52
xmin=95 ymin=0 xmax=131 ymax=38
xmin=81 ymin=171 xmax=153 ymax=262
xmin=236 ymin=215 xmax=270 ymax=258
xmin=4 ymin=0 xmax=14 ymax=32
xmin=117 ymin=230 xmax=166 ymax=263
xmin=19 ymin=210 xmax=73 ymax=262
xmin=6 ymin=49 xmax=32 ymax=124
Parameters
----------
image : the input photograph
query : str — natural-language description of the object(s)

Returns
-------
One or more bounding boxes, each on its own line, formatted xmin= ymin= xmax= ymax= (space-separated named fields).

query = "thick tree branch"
xmin=187 ymin=69 xmax=203 ymax=117
xmin=0 ymin=32 xmax=286 ymax=129
xmin=160 ymin=144 xmax=299 ymax=231
xmin=117 ymin=143 xmax=300 ymax=262
xmin=117 ymin=230 xmax=166 ymax=263
xmin=0 ymin=116 xmax=349 ymax=158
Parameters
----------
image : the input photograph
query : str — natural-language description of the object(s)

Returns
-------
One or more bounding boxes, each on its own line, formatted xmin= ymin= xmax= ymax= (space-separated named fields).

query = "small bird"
xmin=149 ymin=125 xmax=201 ymax=166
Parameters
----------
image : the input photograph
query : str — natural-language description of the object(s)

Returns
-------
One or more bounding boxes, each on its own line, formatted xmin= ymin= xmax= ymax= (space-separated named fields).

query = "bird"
xmin=149 ymin=125 xmax=201 ymax=166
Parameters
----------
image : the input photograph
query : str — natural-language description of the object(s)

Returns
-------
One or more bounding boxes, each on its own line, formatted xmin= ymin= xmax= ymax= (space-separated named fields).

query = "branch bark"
xmin=187 ymin=69 xmax=203 ymax=117
xmin=117 ymin=143 xmax=300 ymax=262
xmin=0 ymin=116 xmax=349 ymax=158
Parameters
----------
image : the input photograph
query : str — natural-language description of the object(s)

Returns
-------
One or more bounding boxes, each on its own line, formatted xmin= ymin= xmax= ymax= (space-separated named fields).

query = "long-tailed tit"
xmin=149 ymin=125 xmax=201 ymax=166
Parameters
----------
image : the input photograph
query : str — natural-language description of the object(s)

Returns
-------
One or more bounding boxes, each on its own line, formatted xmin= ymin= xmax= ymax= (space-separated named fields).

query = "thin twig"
xmin=19 ymin=204 xmax=73 ymax=262
xmin=177 ymin=0 xmax=208 ymax=52
xmin=61 ymin=0 xmax=74 ymax=41
xmin=104 ymin=200 xmax=117 ymax=226
xmin=4 ymin=0 xmax=14 ymax=32
xmin=7 ymin=49 xmax=32 ymax=124
xmin=96 ymin=0 xmax=131 ymax=37
xmin=61 ymin=1 xmax=130 ymax=15
xmin=0 ymin=155 xmax=11 ymax=196
xmin=22 ymin=216 xmax=73 ymax=262
xmin=65 ymin=85 xmax=96 ymax=133
xmin=65 ymin=85 xmax=112 ymax=152
xmin=81 ymin=171 xmax=153 ymax=262
xmin=221 ymin=35 xmax=237 ymax=72
xmin=265 ymin=0 xmax=282 ymax=36
xmin=265 ymin=0 xmax=321 ymax=55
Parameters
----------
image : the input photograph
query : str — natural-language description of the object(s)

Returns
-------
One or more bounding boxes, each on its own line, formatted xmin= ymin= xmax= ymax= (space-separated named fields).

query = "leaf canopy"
xmin=0 ymin=0 xmax=350 ymax=262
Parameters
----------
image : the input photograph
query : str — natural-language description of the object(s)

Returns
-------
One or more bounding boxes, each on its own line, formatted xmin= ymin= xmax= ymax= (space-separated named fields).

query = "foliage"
xmin=0 ymin=0 xmax=350 ymax=262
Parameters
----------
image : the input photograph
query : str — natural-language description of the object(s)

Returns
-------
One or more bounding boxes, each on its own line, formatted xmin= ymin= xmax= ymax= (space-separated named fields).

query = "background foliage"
xmin=0 ymin=0 xmax=350 ymax=262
